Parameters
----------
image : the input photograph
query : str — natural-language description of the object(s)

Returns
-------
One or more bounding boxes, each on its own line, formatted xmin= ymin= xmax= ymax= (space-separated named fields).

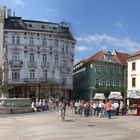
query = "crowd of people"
xmin=30 ymin=97 xmax=126 ymax=120
xmin=70 ymin=99 xmax=126 ymax=119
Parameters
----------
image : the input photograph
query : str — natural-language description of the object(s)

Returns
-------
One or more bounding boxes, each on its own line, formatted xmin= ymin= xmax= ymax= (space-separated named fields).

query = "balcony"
xmin=9 ymin=60 xmax=23 ymax=68
xmin=9 ymin=79 xmax=24 ymax=84
xmin=41 ymin=62 xmax=49 ymax=68
xmin=24 ymin=78 xmax=38 ymax=83
xmin=28 ymin=61 xmax=36 ymax=68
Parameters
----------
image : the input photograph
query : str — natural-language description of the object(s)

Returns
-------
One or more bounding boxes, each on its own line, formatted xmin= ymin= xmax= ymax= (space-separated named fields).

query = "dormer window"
xmin=14 ymin=21 xmax=19 ymax=28
xmin=41 ymin=25 xmax=45 ymax=29
xmin=29 ymin=24 xmax=32 ymax=27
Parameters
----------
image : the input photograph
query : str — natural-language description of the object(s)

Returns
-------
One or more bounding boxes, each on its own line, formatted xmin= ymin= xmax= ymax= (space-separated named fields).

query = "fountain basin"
xmin=0 ymin=98 xmax=33 ymax=114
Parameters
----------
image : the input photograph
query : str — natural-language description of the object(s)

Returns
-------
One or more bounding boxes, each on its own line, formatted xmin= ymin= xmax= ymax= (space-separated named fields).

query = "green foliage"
xmin=94 ymin=86 xmax=110 ymax=98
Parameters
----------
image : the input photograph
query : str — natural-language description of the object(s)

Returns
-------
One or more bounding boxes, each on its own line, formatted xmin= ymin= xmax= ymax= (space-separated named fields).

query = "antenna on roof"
xmin=13 ymin=11 xmax=15 ymax=17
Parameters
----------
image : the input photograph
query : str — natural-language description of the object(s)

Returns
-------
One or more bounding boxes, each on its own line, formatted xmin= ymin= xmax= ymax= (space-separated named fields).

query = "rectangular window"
xmin=43 ymin=54 xmax=47 ymax=62
xmin=43 ymin=70 xmax=47 ymax=80
xmin=102 ymin=67 xmax=107 ymax=74
xmin=62 ymin=60 xmax=67 ymax=68
xmin=30 ymin=69 xmax=35 ymax=79
xmin=42 ymin=38 xmax=46 ymax=46
xmin=62 ymin=78 xmax=66 ymax=84
xmin=12 ymin=35 xmax=15 ymax=45
xmin=132 ymin=77 xmax=136 ymax=87
xmin=16 ymin=36 xmax=20 ymax=45
xmin=110 ymin=79 xmax=113 ymax=87
xmin=30 ymin=37 xmax=34 ymax=45
xmin=132 ymin=62 xmax=136 ymax=71
xmin=110 ymin=68 xmax=113 ymax=75
xmin=102 ymin=79 xmax=106 ymax=86
xmin=12 ymin=52 xmax=19 ymax=61
xmin=55 ymin=54 xmax=59 ymax=63
xmin=12 ymin=69 xmax=20 ymax=80
xmin=54 ymin=39 xmax=58 ymax=47
xmin=30 ymin=53 xmax=34 ymax=62
xmin=95 ymin=78 xmax=99 ymax=86
xmin=96 ymin=66 xmax=100 ymax=74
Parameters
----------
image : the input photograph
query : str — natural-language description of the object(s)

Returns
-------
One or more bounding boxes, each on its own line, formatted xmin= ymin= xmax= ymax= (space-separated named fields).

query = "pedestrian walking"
xmin=105 ymin=100 xmax=112 ymax=119
xmin=58 ymin=101 xmax=65 ymax=121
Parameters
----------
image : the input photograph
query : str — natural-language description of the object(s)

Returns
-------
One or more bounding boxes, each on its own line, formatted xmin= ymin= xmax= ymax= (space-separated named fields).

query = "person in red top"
xmin=105 ymin=100 xmax=112 ymax=119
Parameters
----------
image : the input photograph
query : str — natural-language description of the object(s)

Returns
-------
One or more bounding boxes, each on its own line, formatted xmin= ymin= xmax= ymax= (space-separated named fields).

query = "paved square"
xmin=0 ymin=110 xmax=140 ymax=140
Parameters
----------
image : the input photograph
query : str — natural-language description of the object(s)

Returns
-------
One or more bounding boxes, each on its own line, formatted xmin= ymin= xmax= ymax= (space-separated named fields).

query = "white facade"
xmin=127 ymin=55 xmax=140 ymax=92
xmin=0 ymin=7 xmax=76 ymax=98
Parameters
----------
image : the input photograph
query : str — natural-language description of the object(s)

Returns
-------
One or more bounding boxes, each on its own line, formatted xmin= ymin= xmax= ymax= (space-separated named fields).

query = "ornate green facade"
xmin=73 ymin=51 xmax=127 ymax=101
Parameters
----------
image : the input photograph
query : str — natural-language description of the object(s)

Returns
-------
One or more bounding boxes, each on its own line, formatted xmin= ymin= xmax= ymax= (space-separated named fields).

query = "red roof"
xmin=74 ymin=50 xmax=130 ymax=67
xmin=129 ymin=50 xmax=140 ymax=58
xmin=86 ymin=50 xmax=105 ymax=63
xmin=113 ymin=51 xmax=130 ymax=66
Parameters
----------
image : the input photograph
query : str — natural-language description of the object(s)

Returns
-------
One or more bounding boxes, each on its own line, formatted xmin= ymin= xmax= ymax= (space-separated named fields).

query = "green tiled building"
xmin=73 ymin=50 xmax=129 ymax=101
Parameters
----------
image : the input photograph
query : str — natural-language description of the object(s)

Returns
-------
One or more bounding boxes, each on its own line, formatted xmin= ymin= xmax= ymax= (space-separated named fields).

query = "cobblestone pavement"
xmin=0 ymin=110 xmax=140 ymax=140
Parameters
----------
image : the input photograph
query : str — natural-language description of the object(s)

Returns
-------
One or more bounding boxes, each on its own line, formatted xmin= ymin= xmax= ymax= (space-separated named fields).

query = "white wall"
xmin=127 ymin=55 xmax=140 ymax=91
xmin=5 ymin=30 xmax=75 ymax=88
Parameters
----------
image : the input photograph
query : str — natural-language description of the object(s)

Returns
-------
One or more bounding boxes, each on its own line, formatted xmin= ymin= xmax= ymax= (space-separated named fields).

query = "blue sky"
xmin=1 ymin=0 xmax=140 ymax=64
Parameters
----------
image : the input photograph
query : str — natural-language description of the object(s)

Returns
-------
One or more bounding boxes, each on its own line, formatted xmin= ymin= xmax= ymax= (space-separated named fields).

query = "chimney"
xmin=4 ymin=6 xmax=6 ymax=18
xmin=7 ymin=9 xmax=11 ymax=17
xmin=13 ymin=11 xmax=15 ymax=17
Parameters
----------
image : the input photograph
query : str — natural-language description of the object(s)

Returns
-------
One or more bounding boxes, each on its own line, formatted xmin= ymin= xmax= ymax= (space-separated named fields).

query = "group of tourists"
xmin=70 ymin=99 xmax=125 ymax=119
xmin=31 ymin=97 xmax=67 ymax=121
xmin=31 ymin=97 xmax=126 ymax=121
xmin=31 ymin=97 xmax=61 ymax=112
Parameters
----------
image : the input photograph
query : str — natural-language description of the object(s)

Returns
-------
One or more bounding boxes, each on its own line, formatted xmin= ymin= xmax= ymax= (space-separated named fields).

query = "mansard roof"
xmin=4 ymin=16 xmax=75 ymax=40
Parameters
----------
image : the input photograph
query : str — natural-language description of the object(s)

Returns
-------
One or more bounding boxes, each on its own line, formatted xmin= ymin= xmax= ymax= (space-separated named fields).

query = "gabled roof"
xmin=113 ymin=51 xmax=130 ymax=66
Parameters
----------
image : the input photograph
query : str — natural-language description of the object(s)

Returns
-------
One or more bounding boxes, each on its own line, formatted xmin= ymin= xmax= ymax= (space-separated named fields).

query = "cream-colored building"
xmin=127 ymin=50 xmax=140 ymax=96
xmin=0 ymin=7 xmax=76 ymax=98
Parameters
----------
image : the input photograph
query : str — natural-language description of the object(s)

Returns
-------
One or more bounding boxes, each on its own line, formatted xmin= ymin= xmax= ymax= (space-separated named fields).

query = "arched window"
xmin=12 ymin=35 xmax=15 ymax=45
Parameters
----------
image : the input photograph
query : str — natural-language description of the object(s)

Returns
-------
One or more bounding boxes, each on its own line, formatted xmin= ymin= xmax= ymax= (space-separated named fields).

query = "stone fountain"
xmin=0 ymin=45 xmax=33 ymax=114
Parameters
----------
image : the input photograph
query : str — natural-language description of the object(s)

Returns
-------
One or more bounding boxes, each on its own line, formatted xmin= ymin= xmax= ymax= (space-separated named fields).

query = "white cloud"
xmin=76 ymin=45 xmax=91 ymax=51
xmin=45 ymin=8 xmax=59 ymax=15
xmin=74 ymin=58 xmax=82 ymax=64
xmin=77 ymin=34 xmax=140 ymax=52
xmin=12 ymin=0 xmax=25 ymax=6
xmin=116 ymin=22 xmax=124 ymax=29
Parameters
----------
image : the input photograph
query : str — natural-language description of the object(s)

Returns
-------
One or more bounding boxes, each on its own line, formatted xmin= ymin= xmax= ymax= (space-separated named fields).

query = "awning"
xmin=127 ymin=90 xmax=140 ymax=99
xmin=108 ymin=91 xmax=123 ymax=100
xmin=94 ymin=93 xmax=105 ymax=100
